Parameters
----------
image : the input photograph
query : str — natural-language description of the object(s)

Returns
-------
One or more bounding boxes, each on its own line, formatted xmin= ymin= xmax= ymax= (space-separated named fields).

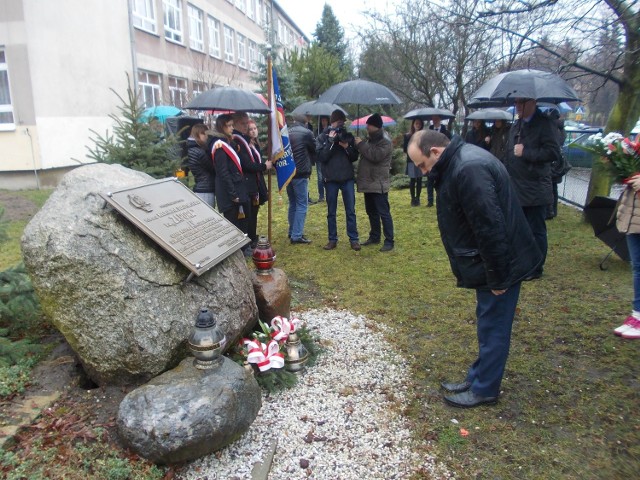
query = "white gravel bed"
xmin=178 ymin=308 xmax=451 ymax=480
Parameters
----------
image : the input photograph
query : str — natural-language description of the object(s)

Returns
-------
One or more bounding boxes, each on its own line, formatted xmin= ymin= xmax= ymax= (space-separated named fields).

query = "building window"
xmin=254 ymin=0 xmax=261 ymax=25
xmin=235 ymin=0 xmax=246 ymax=11
xmin=0 ymin=50 xmax=15 ymax=130
xmin=132 ymin=0 xmax=157 ymax=33
xmin=168 ymin=76 xmax=188 ymax=108
xmin=192 ymin=81 xmax=207 ymax=97
xmin=237 ymin=34 xmax=246 ymax=69
xmin=138 ymin=70 xmax=162 ymax=108
xmin=208 ymin=16 xmax=221 ymax=58
xmin=248 ymin=40 xmax=258 ymax=72
xmin=163 ymin=0 xmax=183 ymax=43
xmin=188 ymin=4 xmax=204 ymax=51
xmin=278 ymin=18 xmax=284 ymax=43
xmin=248 ymin=0 xmax=256 ymax=20
xmin=224 ymin=25 xmax=235 ymax=63
xmin=262 ymin=2 xmax=269 ymax=28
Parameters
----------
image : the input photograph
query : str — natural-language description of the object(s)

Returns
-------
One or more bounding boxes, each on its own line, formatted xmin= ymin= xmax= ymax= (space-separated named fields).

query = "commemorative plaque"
xmin=100 ymin=178 xmax=250 ymax=276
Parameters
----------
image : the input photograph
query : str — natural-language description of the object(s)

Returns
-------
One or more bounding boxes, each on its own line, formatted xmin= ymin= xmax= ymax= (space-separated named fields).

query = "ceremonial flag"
xmin=268 ymin=64 xmax=296 ymax=192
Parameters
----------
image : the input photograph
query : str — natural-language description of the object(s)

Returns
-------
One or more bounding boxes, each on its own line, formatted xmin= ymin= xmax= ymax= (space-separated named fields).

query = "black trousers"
xmin=363 ymin=192 xmax=394 ymax=245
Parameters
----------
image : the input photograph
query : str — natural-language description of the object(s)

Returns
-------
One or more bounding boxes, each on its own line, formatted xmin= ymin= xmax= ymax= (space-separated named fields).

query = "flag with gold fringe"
xmin=269 ymin=65 xmax=296 ymax=192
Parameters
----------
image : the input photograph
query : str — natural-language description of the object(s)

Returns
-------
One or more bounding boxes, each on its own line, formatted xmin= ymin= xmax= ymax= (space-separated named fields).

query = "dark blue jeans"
xmin=363 ymin=192 xmax=394 ymax=246
xmin=325 ymin=180 xmax=359 ymax=243
xmin=523 ymin=205 xmax=548 ymax=274
xmin=286 ymin=178 xmax=309 ymax=240
xmin=466 ymin=283 xmax=522 ymax=397
xmin=627 ymin=233 xmax=640 ymax=311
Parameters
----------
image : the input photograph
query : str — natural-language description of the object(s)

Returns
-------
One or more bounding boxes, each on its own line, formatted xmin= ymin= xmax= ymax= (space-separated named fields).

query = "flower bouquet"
xmin=577 ymin=132 xmax=640 ymax=183
xmin=232 ymin=316 xmax=320 ymax=392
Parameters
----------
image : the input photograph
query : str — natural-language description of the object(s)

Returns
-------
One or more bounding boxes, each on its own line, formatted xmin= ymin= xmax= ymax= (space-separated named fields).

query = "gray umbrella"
xmin=468 ymin=69 xmax=581 ymax=107
xmin=404 ymin=107 xmax=455 ymax=120
xmin=317 ymin=80 xmax=401 ymax=106
xmin=185 ymin=86 xmax=271 ymax=113
xmin=466 ymin=109 xmax=513 ymax=121
xmin=291 ymin=100 xmax=347 ymax=117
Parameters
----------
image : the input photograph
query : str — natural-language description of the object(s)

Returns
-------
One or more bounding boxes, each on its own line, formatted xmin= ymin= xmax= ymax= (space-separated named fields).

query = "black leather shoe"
xmin=323 ymin=241 xmax=337 ymax=250
xmin=290 ymin=237 xmax=312 ymax=244
xmin=440 ymin=380 xmax=472 ymax=393
xmin=379 ymin=244 xmax=394 ymax=252
xmin=361 ymin=238 xmax=380 ymax=246
xmin=524 ymin=272 xmax=543 ymax=281
xmin=444 ymin=390 xmax=498 ymax=408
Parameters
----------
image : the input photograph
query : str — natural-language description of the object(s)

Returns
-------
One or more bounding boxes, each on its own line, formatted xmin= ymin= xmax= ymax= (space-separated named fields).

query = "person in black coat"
xmin=211 ymin=114 xmax=249 ymax=233
xmin=465 ymin=120 xmax=490 ymax=150
xmin=408 ymin=130 xmax=541 ymax=408
xmin=287 ymin=114 xmax=317 ymax=244
xmin=403 ymin=118 xmax=425 ymax=206
xmin=505 ymin=99 xmax=561 ymax=279
xmin=185 ymin=124 xmax=216 ymax=208
xmin=315 ymin=109 xmax=360 ymax=251
xmin=232 ymin=113 xmax=272 ymax=251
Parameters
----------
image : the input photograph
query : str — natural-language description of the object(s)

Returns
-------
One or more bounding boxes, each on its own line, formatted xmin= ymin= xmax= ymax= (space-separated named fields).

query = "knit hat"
xmin=330 ymin=109 xmax=346 ymax=124
xmin=366 ymin=113 xmax=383 ymax=129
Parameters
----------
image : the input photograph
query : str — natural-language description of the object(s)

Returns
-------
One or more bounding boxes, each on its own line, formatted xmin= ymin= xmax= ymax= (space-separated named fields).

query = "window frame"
xmin=0 ymin=50 xmax=15 ymax=131
xmin=248 ymin=40 xmax=258 ymax=72
xmin=132 ymin=0 xmax=157 ymax=33
xmin=223 ymin=25 xmax=235 ymax=63
xmin=138 ymin=70 xmax=162 ymax=108
xmin=187 ymin=4 xmax=204 ymax=51
xmin=168 ymin=76 xmax=188 ymax=108
xmin=237 ymin=33 xmax=247 ymax=69
xmin=207 ymin=16 xmax=221 ymax=58
xmin=163 ymin=0 xmax=183 ymax=44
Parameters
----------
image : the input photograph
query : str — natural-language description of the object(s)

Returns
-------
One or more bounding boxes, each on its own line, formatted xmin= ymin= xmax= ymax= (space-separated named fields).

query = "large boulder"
xmin=117 ymin=357 xmax=261 ymax=464
xmin=21 ymin=163 xmax=258 ymax=386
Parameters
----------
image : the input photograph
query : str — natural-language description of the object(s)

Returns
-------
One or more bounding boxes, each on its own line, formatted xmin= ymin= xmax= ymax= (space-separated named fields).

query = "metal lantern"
xmin=188 ymin=307 xmax=226 ymax=369
xmin=284 ymin=332 xmax=309 ymax=373
xmin=251 ymin=236 xmax=276 ymax=274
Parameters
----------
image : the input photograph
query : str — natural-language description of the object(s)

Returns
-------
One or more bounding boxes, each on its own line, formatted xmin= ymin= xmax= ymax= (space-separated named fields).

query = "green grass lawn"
xmin=1 ymin=177 xmax=638 ymax=479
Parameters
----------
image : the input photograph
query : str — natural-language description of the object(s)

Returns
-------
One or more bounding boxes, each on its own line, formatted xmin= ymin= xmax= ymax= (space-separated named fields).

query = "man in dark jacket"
xmin=408 ymin=130 xmax=542 ymax=408
xmin=505 ymin=98 xmax=561 ymax=279
xmin=287 ymin=114 xmax=316 ymax=244
xmin=316 ymin=109 xmax=360 ymax=251
xmin=355 ymin=113 xmax=395 ymax=252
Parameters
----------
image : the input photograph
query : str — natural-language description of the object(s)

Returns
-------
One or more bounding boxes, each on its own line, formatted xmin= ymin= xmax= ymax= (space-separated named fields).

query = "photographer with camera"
xmin=316 ymin=109 xmax=361 ymax=251
xmin=354 ymin=113 xmax=395 ymax=252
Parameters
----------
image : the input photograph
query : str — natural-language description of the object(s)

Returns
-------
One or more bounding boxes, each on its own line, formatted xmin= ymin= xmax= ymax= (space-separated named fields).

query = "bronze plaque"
xmin=100 ymin=178 xmax=250 ymax=276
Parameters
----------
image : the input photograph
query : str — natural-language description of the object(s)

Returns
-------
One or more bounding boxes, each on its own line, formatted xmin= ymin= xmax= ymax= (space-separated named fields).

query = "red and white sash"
xmin=212 ymin=139 xmax=242 ymax=174
xmin=233 ymin=133 xmax=262 ymax=164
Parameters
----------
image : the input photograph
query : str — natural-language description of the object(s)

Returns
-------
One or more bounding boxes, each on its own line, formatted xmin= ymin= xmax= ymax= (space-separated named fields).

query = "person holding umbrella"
xmin=316 ymin=109 xmax=361 ymax=251
xmin=354 ymin=113 xmax=395 ymax=252
xmin=407 ymin=129 xmax=542 ymax=408
xmin=232 ymin=112 xmax=271 ymax=253
xmin=185 ymin=124 xmax=216 ymax=208
xmin=505 ymin=98 xmax=561 ymax=280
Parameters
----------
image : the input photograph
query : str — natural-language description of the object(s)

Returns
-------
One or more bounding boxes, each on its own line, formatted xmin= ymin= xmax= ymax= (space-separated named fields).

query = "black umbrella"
xmin=317 ymin=79 xmax=401 ymax=106
xmin=403 ymin=107 xmax=455 ymax=120
xmin=291 ymin=100 xmax=347 ymax=117
xmin=468 ymin=69 xmax=581 ymax=108
xmin=466 ymin=109 xmax=513 ymax=121
xmin=185 ymin=86 xmax=271 ymax=113
xmin=583 ymin=196 xmax=629 ymax=269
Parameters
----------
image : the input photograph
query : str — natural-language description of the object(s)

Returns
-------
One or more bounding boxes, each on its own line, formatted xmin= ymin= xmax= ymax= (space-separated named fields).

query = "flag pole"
xmin=266 ymin=50 xmax=273 ymax=243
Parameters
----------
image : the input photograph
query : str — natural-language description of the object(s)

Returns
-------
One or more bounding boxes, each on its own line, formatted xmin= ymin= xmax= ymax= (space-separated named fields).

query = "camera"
xmin=330 ymin=127 xmax=354 ymax=144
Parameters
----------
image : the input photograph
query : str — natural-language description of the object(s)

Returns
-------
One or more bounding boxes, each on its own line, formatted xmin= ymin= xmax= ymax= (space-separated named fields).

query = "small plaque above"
xmin=100 ymin=178 xmax=250 ymax=276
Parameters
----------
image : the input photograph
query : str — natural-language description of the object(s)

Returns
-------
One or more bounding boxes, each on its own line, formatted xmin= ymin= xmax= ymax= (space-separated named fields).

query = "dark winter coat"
xmin=233 ymin=131 xmax=268 ymax=201
xmin=489 ymin=124 xmax=511 ymax=163
xmin=315 ymin=126 xmax=359 ymax=183
xmin=505 ymin=108 xmax=561 ymax=207
xmin=211 ymin=133 xmax=248 ymax=214
xmin=356 ymin=129 xmax=393 ymax=193
xmin=430 ymin=135 xmax=542 ymax=290
xmin=185 ymin=138 xmax=215 ymax=193
xmin=288 ymin=122 xmax=316 ymax=178
xmin=430 ymin=123 xmax=452 ymax=139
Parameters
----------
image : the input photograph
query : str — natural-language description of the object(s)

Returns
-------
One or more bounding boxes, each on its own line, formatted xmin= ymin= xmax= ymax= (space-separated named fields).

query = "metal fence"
xmin=558 ymin=167 xmax=624 ymax=209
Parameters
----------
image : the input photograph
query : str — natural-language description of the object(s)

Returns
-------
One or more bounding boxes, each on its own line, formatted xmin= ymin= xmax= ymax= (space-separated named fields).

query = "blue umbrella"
xmin=141 ymin=105 xmax=184 ymax=123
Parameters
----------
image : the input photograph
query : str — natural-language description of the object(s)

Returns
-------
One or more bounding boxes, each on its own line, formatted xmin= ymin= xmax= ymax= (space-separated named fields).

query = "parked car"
xmin=563 ymin=126 xmax=603 ymax=168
